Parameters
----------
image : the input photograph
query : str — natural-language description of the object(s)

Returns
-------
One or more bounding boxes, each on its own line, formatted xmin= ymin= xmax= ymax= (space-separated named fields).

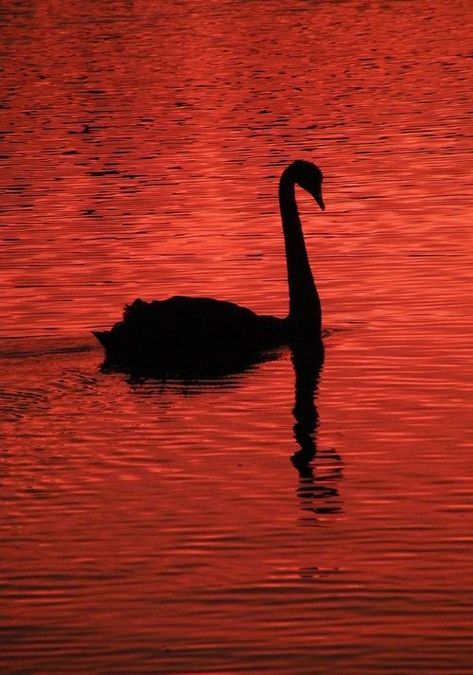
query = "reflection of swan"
xmin=93 ymin=160 xmax=325 ymax=374
xmin=290 ymin=343 xmax=343 ymax=520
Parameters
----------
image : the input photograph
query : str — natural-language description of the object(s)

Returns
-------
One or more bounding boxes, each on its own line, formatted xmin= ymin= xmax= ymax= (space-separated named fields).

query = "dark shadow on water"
xmin=100 ymin=345 xmax=281 ymax=385
xmin=291 ymin=343 xmax=343 ymax=522
xmin=107 ymin=339 xmax=343 ymax=520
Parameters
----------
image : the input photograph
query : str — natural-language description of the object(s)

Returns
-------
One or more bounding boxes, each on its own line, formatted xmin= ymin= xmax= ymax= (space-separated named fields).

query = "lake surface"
xmin=1 ymin=0 xmax=473 ymax=671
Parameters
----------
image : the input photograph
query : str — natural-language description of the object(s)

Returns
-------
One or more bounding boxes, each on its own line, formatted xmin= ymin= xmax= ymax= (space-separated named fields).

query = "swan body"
xmin=94 ymin=160 xmax=325 ymax=373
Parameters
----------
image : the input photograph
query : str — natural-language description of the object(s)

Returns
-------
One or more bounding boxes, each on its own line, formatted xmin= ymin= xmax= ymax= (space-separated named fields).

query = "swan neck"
xmin=279 ymin=170 xmax=321 ymax=332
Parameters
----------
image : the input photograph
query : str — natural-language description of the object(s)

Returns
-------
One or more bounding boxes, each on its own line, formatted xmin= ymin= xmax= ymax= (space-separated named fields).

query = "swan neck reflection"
xmin=290 ymin=344 xmax=342 ymax=519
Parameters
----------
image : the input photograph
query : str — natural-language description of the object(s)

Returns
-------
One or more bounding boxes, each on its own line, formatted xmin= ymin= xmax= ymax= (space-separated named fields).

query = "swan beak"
xmin=313 ymin=192 xmax=325 ymax=211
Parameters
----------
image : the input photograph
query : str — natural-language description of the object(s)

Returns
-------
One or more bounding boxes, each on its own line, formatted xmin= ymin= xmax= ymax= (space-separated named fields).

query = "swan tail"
xmin=92 ymin=330 xmax=112 ymax=349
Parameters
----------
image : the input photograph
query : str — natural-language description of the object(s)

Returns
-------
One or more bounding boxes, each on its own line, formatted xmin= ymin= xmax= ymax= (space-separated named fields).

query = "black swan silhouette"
xmin=93 ymin=160 xmax=325 ymax=373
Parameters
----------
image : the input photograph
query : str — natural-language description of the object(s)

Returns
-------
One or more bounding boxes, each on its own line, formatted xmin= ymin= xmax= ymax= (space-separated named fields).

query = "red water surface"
xmin=1 ymin=0 xmax=473 ymax=672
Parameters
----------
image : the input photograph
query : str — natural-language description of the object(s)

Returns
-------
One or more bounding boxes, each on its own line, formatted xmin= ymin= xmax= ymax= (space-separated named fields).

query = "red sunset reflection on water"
xmin=1 ymin=0 xmax=473 ymax=671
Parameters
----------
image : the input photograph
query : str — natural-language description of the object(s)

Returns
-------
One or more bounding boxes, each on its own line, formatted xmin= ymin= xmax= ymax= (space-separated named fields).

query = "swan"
xmin=93 ymin=160 xmax=325 ymax=373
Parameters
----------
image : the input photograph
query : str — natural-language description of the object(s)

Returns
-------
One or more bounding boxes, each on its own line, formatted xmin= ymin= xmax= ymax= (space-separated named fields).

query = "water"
xmin=1 ymin=0 xmax=473 ymax=671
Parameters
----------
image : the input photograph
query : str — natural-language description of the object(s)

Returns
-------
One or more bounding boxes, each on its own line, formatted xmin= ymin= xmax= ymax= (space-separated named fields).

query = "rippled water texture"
xmin=1 ymin=0 xmax=473 ymax=671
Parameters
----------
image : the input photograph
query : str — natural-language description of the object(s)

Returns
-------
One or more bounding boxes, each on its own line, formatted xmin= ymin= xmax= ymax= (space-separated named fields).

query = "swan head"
xmin=287 ymin=160 xmax=325 ymax=210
